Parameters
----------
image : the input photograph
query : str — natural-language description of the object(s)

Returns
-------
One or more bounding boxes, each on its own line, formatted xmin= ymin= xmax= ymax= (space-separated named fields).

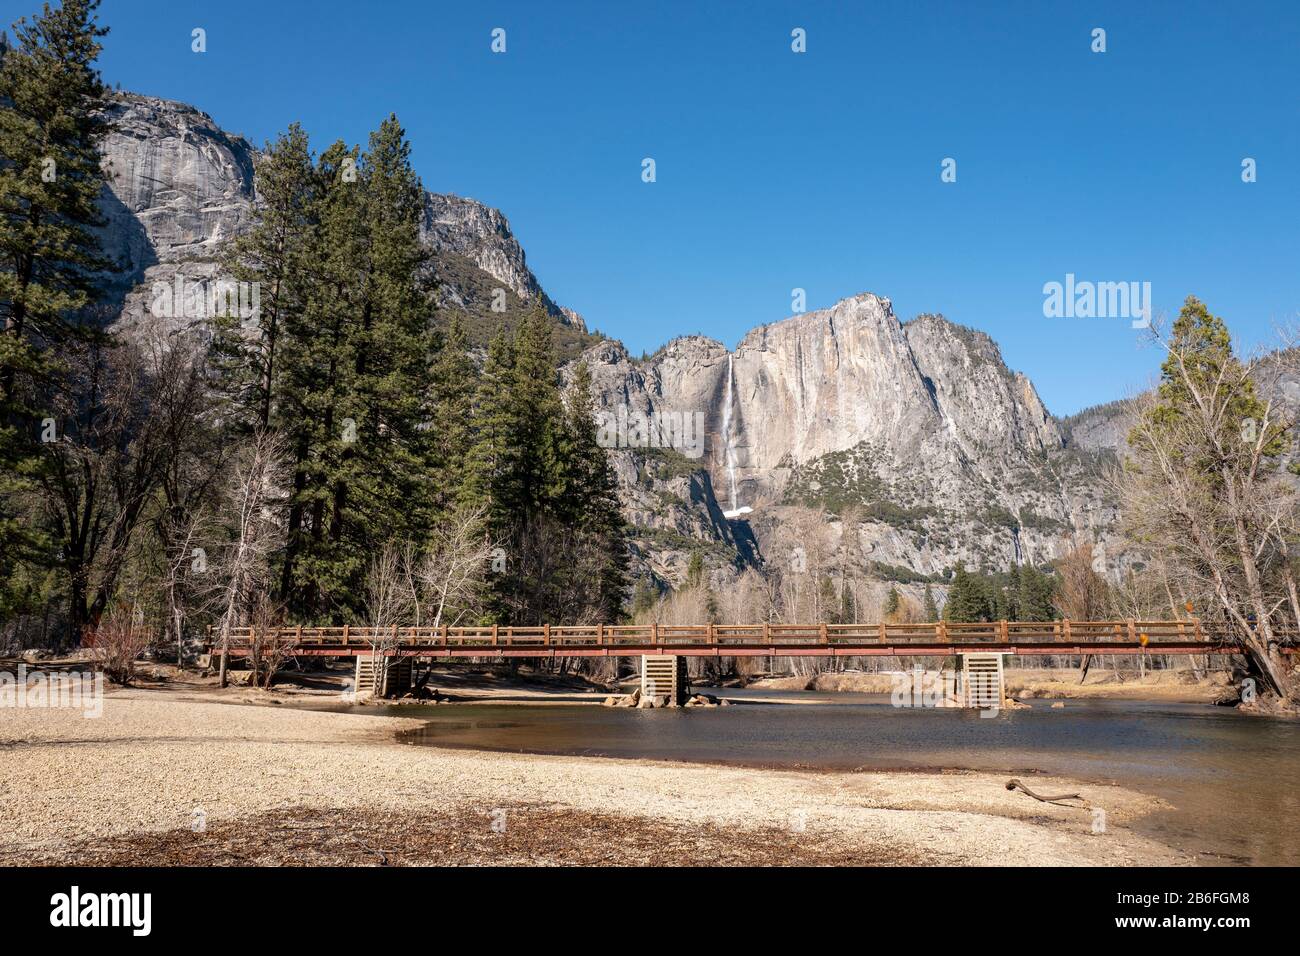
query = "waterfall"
xmin=720 ymin=353 xmax=742 ymax=515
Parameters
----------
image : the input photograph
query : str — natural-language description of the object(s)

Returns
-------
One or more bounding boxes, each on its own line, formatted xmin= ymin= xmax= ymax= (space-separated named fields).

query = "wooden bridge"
xmin=210 ymin=619 xmax=1289 ymax=659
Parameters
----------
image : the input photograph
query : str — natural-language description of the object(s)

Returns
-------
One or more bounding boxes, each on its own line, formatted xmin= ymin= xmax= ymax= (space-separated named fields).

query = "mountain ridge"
xmin=94 ymin=92 xmax=584 ymax=344
xmin=89 ymin=87 xmax=1129 ymax=594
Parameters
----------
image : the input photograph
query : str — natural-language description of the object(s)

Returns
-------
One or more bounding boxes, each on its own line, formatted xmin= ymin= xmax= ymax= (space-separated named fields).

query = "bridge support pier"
xmin=960 ymin=653 xmax=1005 ymax=709
xmin=354 ymin=656 xmax=412 ymax=699
xmin=641 ymin=655 xmax=688 ymax=706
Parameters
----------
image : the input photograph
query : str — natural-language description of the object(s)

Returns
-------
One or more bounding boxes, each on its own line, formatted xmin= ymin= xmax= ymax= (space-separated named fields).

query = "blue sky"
xmin=6 ymin=0 xmax=1299 ymax=414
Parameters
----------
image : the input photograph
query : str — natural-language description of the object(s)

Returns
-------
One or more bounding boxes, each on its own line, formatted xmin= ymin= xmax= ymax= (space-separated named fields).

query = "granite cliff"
xmin=584 ymin=295 xmax=1119 ymax=587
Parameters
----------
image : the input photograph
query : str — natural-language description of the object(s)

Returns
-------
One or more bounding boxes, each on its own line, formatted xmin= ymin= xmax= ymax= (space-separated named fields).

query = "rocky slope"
xmin=1059 ymin=400 xmax=1133 ymax=456
xmin=89 ymin=89 xmax=1126 ymax=594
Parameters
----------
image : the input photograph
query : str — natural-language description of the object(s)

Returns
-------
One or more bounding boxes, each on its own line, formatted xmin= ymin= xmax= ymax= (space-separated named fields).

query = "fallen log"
xmin=1005 ymin=778 xmax=1085 ymax=806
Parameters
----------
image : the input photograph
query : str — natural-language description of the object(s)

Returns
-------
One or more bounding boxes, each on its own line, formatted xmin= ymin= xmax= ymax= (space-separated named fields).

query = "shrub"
xmin=85 ymin=613 xmax=151 ymax=685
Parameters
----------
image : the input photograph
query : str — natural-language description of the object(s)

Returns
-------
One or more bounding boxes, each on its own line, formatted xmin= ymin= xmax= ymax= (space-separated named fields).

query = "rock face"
xmin=95 ymin=94 xmax=257 ymax=331
xmin=99 ymin=95 xmax=256 ymax=275
xmin=1059 ymin=399 xmax=1133 ymax=456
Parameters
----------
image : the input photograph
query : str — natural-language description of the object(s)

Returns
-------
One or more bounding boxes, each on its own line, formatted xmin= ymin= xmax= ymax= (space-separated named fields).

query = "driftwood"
xmin=1005 ymin=778 xmax=1085 ymax=806
xmin=350 ymin=835 xmax=389 ymax=866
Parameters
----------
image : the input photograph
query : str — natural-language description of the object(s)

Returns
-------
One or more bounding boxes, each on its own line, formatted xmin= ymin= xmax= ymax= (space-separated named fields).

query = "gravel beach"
xmin=0 ymin=687 xmax=1191 ymax=866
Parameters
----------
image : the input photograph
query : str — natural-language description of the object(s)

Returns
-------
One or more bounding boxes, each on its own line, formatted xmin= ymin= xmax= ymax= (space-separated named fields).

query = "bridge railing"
xmin=206 ymin=619 xmax=1256 ymax=650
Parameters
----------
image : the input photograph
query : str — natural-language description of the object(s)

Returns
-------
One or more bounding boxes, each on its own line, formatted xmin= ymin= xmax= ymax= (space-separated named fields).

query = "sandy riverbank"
xmin=0 ymin=658 xmax=618 ymax=707
xmin=745 ymin=667 xmax=1233 ymax=703
xmin=0 ymin=686 xmax=1193 ymax=866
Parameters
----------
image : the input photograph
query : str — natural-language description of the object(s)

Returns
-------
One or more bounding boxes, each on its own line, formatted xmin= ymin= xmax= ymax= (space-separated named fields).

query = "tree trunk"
xmin=67 ymin=563 xmax=88 ymax=648
xmin=218 ymin=625 xmax=230 ymax=688
xmin=278 ymin=460 xmax=308 ymax=601
xmin=1223 ymin=468 xmax=1293 ymax=698
xmin=1284 ymin=565 xmax=1300 ymax=635
xmin=174 ymin=605 xmax=184 ymax=667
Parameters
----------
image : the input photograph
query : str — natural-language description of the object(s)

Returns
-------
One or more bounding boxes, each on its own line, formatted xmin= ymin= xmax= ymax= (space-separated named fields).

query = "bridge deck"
xmin=210 ymin=621 xmax=1294 ymax=658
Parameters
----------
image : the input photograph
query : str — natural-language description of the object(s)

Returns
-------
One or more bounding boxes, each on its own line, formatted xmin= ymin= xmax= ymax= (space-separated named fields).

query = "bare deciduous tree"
xmin=1052 ymin=536 xmax=1112 ymax=682
xmin=1052 ymin=537 xmax=1110 ymax=621
xmin=215 ymin=430 xmax=288 ymax=687
xmin=159 ymin=501 xmax=205 ymax=665
xmin=143 ymin=327 xmax=229 ymax=666
xmin=245 ymin=593 xmax=295 ymax=688
xmin=361 ymin=541 xmax=417 ymax=696
xmin=36 ymin=330 xmax=166 ymax=646
xmin=416 ymin=506 xmax=494 ymax=629
xmin=1121 ymin=305 xmax=1298 ymax=700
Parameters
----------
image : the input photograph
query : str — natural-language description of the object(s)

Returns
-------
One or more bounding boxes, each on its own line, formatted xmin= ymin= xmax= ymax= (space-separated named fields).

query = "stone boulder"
xmin=685 ymin=694 xmax=722 ymax=708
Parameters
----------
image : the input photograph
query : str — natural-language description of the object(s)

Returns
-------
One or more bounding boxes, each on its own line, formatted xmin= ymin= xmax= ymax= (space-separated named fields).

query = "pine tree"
xmin=510 ymin=307 xmax=565 ymax=512
xmin=884 ymin=585 xmax=900 ymax=618
xmin=465 ymin=315 xmax=556 ymax=623
xmin=1143 ymin=297 xmax=1281 ymax=461
xmin=429 ymin=313 xmax=476 ymax=512
xmin=276 ymin=139 xmax=364 ymax=614
xmin=839 ymin=576 xmax=855 ymax=623
xmin=631 ymin=577 xmax=657 ymax=617
xmin=685 ymin=551 xmax=705 ymax=590
xmin=557 ymin=356 xmax=628 ymax=621
xmin=0 ymin=0 xmax=109 ymax=374
xmin=466 ymin=310 xmax=563 ymax=519
xmin=943 ymin=564 xmax=992 ymax=622
xmin=274 ymin=117 xmax=435 ymax=619
xmin=463 ymin=327 xmax=520 ymax=534
xmin=212 ymin=123 xmax=314 ymax=433
xmin=346 ymin=114 xmax=436 ymax=545
xmin=465 ymin=316 xmax=630 ymax=625
xmin=992 ymin=567 xmax=1016 ymax=620
xmin=1015 ymin=564 xmax=1055 ymax=621
xmin=922 ymin=583 xmax=939 ymax=622
xmin=0 ymin=0 xmax=110 ymax=585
